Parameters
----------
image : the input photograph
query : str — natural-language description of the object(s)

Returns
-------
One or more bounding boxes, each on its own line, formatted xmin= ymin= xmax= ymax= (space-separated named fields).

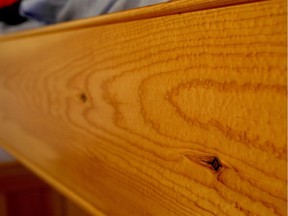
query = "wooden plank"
xmin=0 ymin=0 xmax=286 ymax=215
xmin=0 ymin=0 xmax=262 ymax=41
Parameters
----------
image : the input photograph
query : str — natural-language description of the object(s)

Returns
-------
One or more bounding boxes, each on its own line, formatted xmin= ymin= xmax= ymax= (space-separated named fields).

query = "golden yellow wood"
xmin=0 ymin=0 xmax=286 ymax=215
xmin=0 ymin=0 xmax=261 ymax=41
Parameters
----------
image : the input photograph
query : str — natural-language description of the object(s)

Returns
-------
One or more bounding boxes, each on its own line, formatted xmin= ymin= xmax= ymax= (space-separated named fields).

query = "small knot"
xmin=79 ymin=93 xmax=87 ymax=103
xmin=207 ymin=157 xmax=222 ymax=172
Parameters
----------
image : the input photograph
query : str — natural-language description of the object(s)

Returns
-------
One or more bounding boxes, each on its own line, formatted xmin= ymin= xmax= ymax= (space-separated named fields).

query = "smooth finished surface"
xmin=0 ymin=0 xmax=261 ymax=41
xmin=0 ymin=0 xmax=287 ymax=215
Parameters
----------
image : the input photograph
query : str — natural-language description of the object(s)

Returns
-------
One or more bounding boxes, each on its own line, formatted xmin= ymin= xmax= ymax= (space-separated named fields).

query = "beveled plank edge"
xmin=0 ymin=0 xmax=264 ymax=42
xmin=0 ymin=138 xmax=104 ymax=216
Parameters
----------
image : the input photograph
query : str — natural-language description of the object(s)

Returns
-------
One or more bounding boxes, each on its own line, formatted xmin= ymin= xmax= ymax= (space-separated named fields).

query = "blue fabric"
xmin=21 ymin=0 xmax=66 ymax=24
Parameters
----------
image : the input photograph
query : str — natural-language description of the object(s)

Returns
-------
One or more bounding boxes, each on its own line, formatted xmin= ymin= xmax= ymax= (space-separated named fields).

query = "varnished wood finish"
xmin=0 ymin=0 xmax=286 ymax=215
xmin=0 ymin=0 xmax=262 ymax=41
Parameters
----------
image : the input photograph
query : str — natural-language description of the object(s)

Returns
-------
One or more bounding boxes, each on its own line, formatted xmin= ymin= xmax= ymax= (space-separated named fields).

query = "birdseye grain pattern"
xmin=0 ymin=0 xmax=286 ymax=215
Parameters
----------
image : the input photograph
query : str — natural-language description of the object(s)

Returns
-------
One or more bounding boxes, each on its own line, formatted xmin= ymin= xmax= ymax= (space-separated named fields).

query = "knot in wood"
xmin=80 ymin=93 xmax=87 ymax=103
xmin=208 ymin=157 xmax=222 ymax=172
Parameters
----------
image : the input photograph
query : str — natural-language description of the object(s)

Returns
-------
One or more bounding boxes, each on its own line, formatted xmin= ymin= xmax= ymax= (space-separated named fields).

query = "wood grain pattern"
xmin=0 ymin=0 xmax=287 ymax=215
xmin=0 ymin=0 xmax=262 ymax=41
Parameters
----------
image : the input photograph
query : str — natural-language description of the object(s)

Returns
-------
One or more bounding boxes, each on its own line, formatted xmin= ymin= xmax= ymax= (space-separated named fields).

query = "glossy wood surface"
xmin=0 ymin=0 xmax=286 ymax=215
xmin=0 ymin=0 xmax=262 ymax=41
